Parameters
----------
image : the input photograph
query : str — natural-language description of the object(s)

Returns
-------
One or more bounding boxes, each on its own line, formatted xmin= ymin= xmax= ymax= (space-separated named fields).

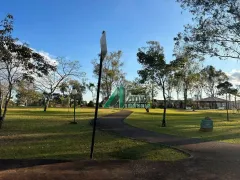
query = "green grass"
xmin=0 ymin=107 xmax=187 ymax=161
xmin=125 ymin=108 xmax=240 ymax=144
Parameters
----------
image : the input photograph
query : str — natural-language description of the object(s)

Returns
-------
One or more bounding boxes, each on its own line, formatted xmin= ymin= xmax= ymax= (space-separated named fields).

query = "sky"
xmin=1 ymin=0 xmax=240 ymax=101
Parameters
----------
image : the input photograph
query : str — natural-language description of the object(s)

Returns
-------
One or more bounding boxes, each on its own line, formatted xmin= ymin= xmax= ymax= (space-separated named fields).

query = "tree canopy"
xmin=175 ymin=0 xmax=240 ymax=59
xmin=137 ymin=41 xmax=173 ymax=127
xmin=92 ymin=51 xmax=125 ymax=98
xmin=0 ymin=14 xmax=56 ymax=128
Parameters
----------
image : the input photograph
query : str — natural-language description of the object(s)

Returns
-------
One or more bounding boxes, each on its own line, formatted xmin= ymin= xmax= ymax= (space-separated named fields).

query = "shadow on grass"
xmin=0 ymin=159 xmax=70 ymax=171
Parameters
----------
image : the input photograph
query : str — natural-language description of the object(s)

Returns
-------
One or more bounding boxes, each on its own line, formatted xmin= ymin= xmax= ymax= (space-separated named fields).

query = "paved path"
xmin=96 ymin=110 xmax=240 ymax=179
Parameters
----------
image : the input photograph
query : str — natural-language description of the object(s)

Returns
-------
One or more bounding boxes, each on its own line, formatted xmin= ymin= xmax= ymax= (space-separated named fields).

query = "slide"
xmin=103 ymin=88 xmax=119 ymax=108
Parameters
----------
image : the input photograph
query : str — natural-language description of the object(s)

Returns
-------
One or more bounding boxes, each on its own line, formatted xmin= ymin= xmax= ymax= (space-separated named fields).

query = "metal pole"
xmin=90 ymin=54 xmax=103 ymax=159
xmin=74 ymin=95 xmax=76 ymax=123
xmin=226 ymin=93 xmax=229 ymax=121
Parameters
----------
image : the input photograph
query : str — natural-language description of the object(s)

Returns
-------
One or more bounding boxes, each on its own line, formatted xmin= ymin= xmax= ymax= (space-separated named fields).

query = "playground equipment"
xmin=103 ymin=86 xmax=151 ymax=108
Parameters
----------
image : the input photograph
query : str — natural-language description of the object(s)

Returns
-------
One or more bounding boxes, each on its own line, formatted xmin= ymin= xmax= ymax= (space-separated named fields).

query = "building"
xmin=196 ymin=97 xmax=227 ymax=109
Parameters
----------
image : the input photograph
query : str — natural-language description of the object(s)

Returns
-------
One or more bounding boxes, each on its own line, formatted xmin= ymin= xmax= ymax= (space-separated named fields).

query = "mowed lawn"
xmin=0 ymin=107 xmax=187 ymax=161
xmin=125 ymin=108 xmax=240 ymax=144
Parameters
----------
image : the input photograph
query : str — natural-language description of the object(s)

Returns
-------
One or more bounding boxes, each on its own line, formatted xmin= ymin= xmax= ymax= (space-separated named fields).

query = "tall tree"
xmin=35 ymin=57 xmax=84 ymax=111
xmin=59 ymin=81 xmax=68 ymax=96
xmin=229 ymin=88 xmax=238 ymax=111
xmin=137 ymin=41 xmax=173 ymax=127
xmin=172 ymin=73 xmax=182 ymax=100
xmin=175 ymin=0 xmax=240 ymax=60
xmin=15 ymin=80 xmax=41 ymax=106
xmin=172 ymin=49 xmax=201 ymax=109
xmin=68 ymin=79 xmax=86 ymax=106
xmin=201 ymin=65 xmax=228 ymax=97
xmin=217 ymin=81 xmax=233 ymax=121
xmin=92 ymin=51 xmax=125 ymax=99
xmin=0 ymin=14 xmax=55 ymax=128
xmin=86 ymin=82 xmax=96 ymax=101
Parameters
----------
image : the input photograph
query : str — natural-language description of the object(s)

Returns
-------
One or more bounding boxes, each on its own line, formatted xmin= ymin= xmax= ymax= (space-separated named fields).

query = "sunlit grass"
xmin=125 ymin=108 xmax=240 ymax=144
xmin=0 ymin=107 xmax=187 ymax=161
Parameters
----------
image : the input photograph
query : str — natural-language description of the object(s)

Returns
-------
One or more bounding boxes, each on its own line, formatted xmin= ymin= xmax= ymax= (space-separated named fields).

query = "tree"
xmin=137 ymin=41 xmax=173 ymax=127
xmin=92 ymin=51 xmax=125 ymax=99
xmin=68 ymin=79 xmax=86 ymax=106
xmin=229 ymin=88 xmax=238 ymax=112
xmin=86 ymin=82 xmax=96 ymax=101
xmin=175 ymin=0 xmax=240 ymax=60
xmin=0 ymin=14 xmax=55 ymax=128
xmin=15 ymin=80 xmax=41 ymax=106
xmin=201 ymin=65 xmax=228 ymax=97
xmin=217 ymin=81 xmax=233 ymax=121
xmin=59 ymin=81 xmax=68 ymax=96
xmin=165 ymin=74 xmax=175 ymax=104
xmin=35 ymin=57 xmax=84 ymax=111
xmin=172 ymin=73 xmax=182 ymax=100
xmin=172 ymin=49 xmax=201 ymax=109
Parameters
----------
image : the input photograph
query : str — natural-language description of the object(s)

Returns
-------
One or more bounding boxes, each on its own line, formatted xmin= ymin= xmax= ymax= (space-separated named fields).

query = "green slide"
xmin=103 ymin=88 xmax=119 ymax=108
xmin=103 ymin=86 xmax=125 ymax=108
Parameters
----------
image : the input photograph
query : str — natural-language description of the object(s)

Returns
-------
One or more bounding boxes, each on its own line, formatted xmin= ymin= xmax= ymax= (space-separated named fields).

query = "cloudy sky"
xmin=1 ymin=0 xmax=240 ymax=101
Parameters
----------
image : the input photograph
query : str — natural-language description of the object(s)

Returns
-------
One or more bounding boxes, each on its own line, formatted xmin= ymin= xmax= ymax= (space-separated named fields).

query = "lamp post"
xmin=71 ymin=88 xmax=78 ymax=124
xmin=90 ymin=31 xmax=107 ymax=159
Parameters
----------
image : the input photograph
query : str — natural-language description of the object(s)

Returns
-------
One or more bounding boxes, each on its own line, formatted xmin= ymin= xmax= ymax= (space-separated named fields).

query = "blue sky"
xmin=1 ymin=0 xmax=240 ymax=101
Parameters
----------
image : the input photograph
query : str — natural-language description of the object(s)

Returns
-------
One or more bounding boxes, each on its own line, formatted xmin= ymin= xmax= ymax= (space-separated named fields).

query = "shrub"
xmin=87 ymin=101 xmax=94 ymax=107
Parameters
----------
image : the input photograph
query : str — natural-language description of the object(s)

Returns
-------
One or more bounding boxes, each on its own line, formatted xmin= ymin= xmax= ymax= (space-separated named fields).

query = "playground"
xmin=103 ymin=86 xmax=151 ymax=109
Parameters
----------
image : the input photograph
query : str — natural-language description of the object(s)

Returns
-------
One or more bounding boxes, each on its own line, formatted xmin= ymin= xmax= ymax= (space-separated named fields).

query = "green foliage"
xmin=175 ymin=0 xmax=240 ymax=59
xmin=86 ymin=82 xmax=95 ymax=101
xmin=0 ymin=14 xmax=56 ymax=125
xmin=201 ymin=65 xmax=228 ymax=97
xmin=217 ymin=81 xmax=233 ymax=95
xmin=69 ymin=80 xmax=85 ymax=104
xmin=15 ymin=80 xmax=42 ymax=106
xmin=59 ymin=82 xmax=68 ymax=95
xmin=137 ymin=41 xmax=173 ymax=127
xmin=87 ymin=100 xmax=94 ymax=107
xmin=172 ymin=49 xmax=201 ymax=108
xmin=92 ymin=51 xmax=125 ymax=98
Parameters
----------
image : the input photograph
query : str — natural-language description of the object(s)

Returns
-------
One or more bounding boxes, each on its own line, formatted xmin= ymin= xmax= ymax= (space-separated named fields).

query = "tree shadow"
xmin=0 ymin=159 xmax=70 ymax=171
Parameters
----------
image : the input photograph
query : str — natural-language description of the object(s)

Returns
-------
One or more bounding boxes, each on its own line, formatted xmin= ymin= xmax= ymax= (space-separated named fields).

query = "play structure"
xmin=103 ymin=86 xmax=151 ymax=108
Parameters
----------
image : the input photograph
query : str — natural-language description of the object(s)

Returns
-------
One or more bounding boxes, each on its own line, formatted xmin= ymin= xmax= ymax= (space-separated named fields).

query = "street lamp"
xmin=70 ymin=88 xmax=78 ymax=124
xmin=90 ymin=31 xmax=107 ymax=159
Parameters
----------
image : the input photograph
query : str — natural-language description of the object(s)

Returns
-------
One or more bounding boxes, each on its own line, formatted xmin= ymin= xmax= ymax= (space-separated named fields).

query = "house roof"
xmin=197 ymin=97 xmax=226 ymax=102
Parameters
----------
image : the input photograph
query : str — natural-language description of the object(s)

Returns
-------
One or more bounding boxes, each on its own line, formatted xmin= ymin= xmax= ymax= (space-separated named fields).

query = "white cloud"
xmin=33 ymin=49 xmax=57 ymax=66
xmin=227 ymin=69 xmax=240 ymax=86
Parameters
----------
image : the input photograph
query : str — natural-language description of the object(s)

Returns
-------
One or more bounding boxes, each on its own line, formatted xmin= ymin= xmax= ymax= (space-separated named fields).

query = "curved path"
xmin=97 ymin=110 xmax=240 ymax=179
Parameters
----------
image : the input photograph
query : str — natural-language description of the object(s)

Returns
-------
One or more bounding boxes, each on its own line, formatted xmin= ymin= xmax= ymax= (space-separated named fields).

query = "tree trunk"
xmin=177 ymin=91 xmax=179 ymax=100
xmin=235 ymin=95 xmax=237 ymax=110
xmin=0 ymin=90 xmax=2 ymax=117
xmin=162 ymin=86 xmax=166 ymax=127
xmin=0 ymin=89 xmax=12 ymax=129
xmin=184 ymin=88 xmax=188 ymax=109
xmin=151 ymin=83 xmax=154 ymax=107
xmin=226 ymin=93 xmax=229 ymax=121
xmin=44 ymin=97 xmax=50 ymax=112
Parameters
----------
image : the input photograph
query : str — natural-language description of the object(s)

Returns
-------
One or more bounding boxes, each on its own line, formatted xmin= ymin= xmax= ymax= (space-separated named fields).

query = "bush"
xmin=87 ymin=101 xmax=94 ymax=107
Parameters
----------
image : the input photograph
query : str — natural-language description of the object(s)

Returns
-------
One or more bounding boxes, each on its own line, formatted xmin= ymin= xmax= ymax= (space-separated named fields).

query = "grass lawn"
xmin=0 ymin=107 xmax=187 ymax=161
xmin=125 ymin=108 xmax=240 ymax=144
